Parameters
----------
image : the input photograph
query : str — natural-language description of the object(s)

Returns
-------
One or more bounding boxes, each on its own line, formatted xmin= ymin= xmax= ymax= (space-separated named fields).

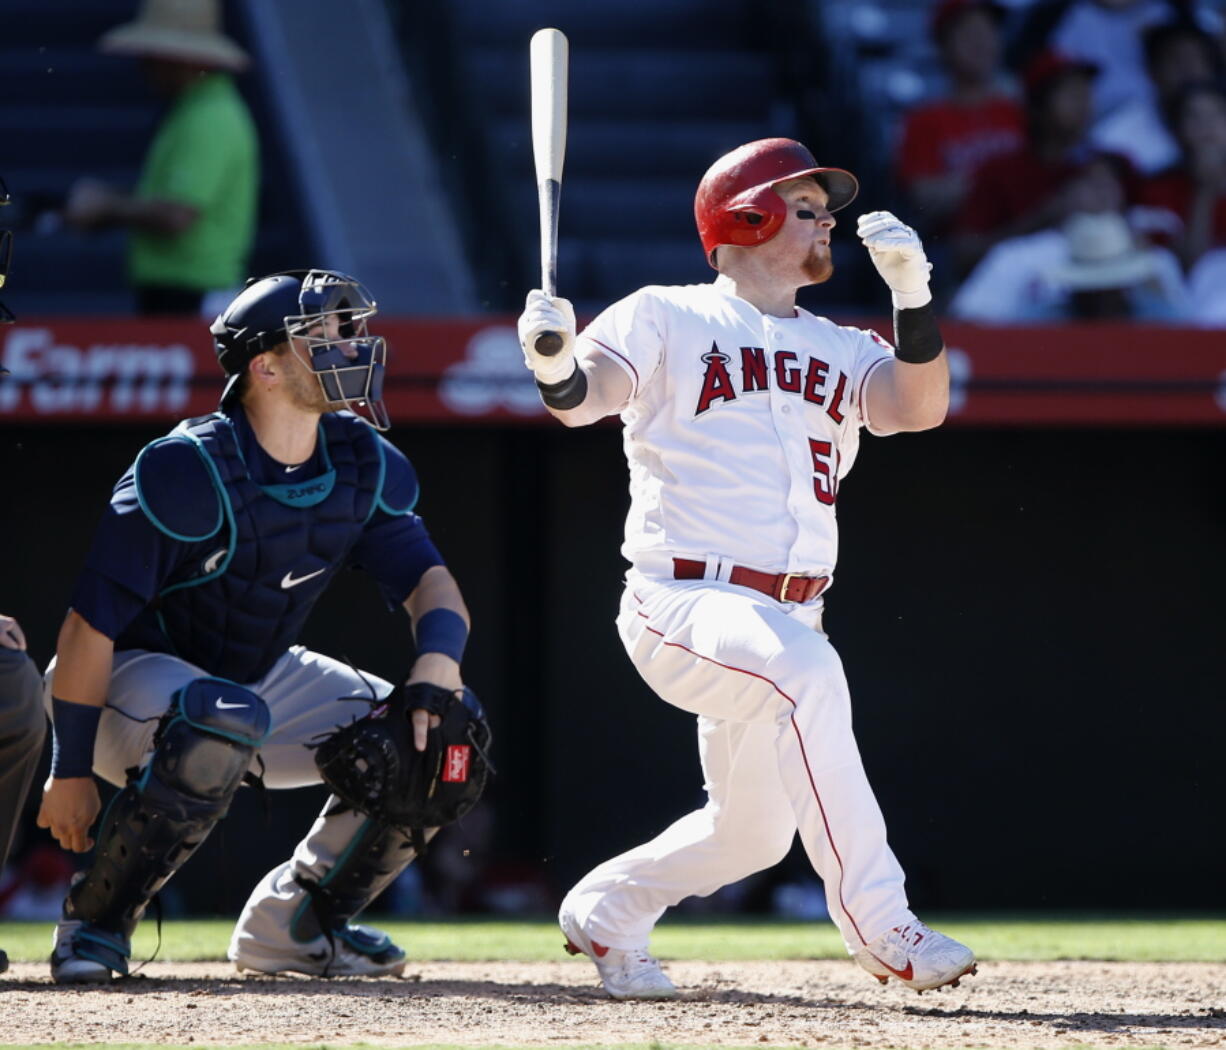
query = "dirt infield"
xmin=2 ymin=959 xmax=1224 ymax=1047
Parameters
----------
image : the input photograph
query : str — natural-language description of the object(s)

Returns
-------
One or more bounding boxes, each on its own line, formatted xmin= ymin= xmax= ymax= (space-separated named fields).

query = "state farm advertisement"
xmin=1 ymin=317 xmax=1223 ymax=426
xmin=0 ymin=324 xmax=197 ymax=417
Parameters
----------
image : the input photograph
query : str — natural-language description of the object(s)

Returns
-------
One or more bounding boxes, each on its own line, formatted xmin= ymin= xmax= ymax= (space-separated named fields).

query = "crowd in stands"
xmin=892 ymin=0 xmax=1226 ymax=324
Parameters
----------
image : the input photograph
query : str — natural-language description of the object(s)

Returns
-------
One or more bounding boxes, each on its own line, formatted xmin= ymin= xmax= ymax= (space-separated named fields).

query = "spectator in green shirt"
xmin=63 ymin=0 xmax=259 ymax=316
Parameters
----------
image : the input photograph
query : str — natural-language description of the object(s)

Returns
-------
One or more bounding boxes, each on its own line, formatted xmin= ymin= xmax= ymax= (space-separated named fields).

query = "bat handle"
xmin=534 ymin=331 xmax=564 ymax=356
xmin=535 ymin=242 xmax=563 ymax=356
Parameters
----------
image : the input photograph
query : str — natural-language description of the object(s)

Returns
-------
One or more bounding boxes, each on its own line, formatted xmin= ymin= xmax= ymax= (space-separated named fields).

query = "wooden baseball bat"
xmin=530 ymin=27 xmax=568 ymax=357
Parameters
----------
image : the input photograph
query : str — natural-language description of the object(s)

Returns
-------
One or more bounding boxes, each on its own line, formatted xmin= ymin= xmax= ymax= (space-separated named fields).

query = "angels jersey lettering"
xmin=578 ymin=279 xmax=894 ymax=586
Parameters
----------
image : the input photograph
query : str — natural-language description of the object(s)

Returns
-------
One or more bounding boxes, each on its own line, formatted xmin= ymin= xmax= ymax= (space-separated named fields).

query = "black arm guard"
xmin=892 ymin=302 xmax=944 ymax=364
xmin=537 ymin=362 xmax=588 ymax=409
xmin=313 ymin=683 xmax=492 ymax=843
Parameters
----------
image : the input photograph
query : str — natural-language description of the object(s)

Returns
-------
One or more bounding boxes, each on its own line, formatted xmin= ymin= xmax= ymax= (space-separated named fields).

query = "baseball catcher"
xmin=37 ymin=268 xmax=483 ymax=982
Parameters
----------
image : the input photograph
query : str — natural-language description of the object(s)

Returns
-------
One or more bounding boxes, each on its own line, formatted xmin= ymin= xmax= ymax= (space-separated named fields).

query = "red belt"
xmin=672 ymin=558 xmax=829 ymax=604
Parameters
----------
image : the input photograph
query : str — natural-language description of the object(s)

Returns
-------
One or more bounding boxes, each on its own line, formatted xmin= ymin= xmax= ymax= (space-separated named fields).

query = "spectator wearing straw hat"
xmin=63 ymin=0 xmax=259 ymax=317
xmin=950 ymin=205 xmax=1191 ymax=322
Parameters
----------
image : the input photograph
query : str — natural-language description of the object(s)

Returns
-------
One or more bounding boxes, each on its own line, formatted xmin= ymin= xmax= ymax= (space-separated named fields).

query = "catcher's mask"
xmin=210 ymin=268 xmax=389 ymax=430
xmin=694 ymin=137 xmax=859 ymax=268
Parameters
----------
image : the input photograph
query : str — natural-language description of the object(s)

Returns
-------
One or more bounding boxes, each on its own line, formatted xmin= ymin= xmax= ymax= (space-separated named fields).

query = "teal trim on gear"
xmin=317 ymin=818 xmax=374 ymax=891
xmin=171 ymin=677 xmax=271 ymax=748
xmin=133 ymin=437 xmax=223 ymax=542
xmin=372 ymin=438 xmax=419 ymax=518
xmin=73 ymin=926 xmax=130 ymax=975
xmin=91 ymin=776 xmax=130 ymax=832
xmin=235 ymin=420 xmax=337 ymax=507
xmin=158 ymin=711 xmax=268 ymax=751
xmin=259 ymin=468 xmax=337 ymax=508
xmin=334 ymin=924 xmax=394 ymax=955
xmin=289 ymin=816 xmax=374 ymax=943
xmin=158 ymin=431 xmax=238 ymax=598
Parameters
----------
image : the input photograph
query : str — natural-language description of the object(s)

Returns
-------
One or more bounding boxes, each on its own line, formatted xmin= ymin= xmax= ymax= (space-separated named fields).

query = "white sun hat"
xmin=1050 ymin=212 xmax=1160 ymax=291
xmin=98 ymin=0 xmax=249 ymax=73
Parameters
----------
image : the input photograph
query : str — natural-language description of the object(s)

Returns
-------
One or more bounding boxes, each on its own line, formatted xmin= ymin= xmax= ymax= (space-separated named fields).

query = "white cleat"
xmin=855 ymin=918 xmax=977 ymax=993
xmin=232 ymin=923 xmax=406 ymax=978
xmin=559 ymin=906 xmax=677 ymax=1000
xmin=50 ymin=918 xmax=128 ymax=985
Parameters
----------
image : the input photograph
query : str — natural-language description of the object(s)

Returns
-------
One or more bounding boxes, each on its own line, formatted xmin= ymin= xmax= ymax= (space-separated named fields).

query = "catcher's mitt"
xmin=314 ymin=682 xmax=492 ymax=843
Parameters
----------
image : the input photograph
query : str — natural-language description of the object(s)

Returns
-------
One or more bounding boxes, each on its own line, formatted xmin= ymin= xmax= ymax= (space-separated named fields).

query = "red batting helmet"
xmin=694 ymin=138 xmax=859 ymax=267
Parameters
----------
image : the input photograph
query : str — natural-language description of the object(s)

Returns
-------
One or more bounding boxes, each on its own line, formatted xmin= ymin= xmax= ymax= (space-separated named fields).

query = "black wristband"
xmin=893 ymin=303 xmax=944 ymax=364
xmin=537 ymin=363 xmax=588 ymax=410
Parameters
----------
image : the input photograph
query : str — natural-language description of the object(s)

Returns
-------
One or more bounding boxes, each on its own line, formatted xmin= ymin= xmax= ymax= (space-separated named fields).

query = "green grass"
xmin=2 ymin=914 xmax=1223 ymax=964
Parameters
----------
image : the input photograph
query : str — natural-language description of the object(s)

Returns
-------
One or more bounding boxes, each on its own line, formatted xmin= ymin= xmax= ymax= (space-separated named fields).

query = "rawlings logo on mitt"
xmin=314 ymin=682 xmax=492 ymax=840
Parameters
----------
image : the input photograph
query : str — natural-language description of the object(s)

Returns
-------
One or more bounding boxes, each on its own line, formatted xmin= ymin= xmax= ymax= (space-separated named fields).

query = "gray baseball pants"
xmin=0 ymin=648 xmax=48 ymax=871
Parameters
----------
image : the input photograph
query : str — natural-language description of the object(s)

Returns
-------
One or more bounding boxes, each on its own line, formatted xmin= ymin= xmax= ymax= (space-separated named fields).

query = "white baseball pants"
xmin=562 ymin=571 xmax=911 ymax=955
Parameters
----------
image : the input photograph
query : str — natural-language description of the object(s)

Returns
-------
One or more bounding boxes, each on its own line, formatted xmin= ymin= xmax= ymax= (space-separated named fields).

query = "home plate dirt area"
xmin=3 ymin=959 xmax=1224 ymax=1047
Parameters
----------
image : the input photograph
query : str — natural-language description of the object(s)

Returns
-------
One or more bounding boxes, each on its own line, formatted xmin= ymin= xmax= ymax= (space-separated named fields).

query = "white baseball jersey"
xmin=577 ymin=277 xmax=896 ymax=586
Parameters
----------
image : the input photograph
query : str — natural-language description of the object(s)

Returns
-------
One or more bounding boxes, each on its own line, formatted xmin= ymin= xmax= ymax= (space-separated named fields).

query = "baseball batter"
xmin=37 ymin=269 xmax=472 ymax=983
xmin=517 ymin=138 xmax=976 ymax=999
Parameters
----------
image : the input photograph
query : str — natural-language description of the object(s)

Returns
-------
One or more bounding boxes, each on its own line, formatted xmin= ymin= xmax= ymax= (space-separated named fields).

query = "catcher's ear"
xmin=248 ymin=353 xmax=278 ymax=383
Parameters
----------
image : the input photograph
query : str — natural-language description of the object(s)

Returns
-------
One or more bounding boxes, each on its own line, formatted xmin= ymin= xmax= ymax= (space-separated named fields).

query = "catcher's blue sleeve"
xmin=350 ymin=439 xmax=446 ymax=608
xmin=70 ymin=446 xmax=217 ymax=639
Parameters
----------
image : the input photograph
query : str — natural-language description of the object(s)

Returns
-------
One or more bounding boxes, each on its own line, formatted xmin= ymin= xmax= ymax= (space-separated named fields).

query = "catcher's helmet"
xmin=694 ymin=138 xmax=859 ymax=267
xmin=210 ymin=268 xmax=389 ymax=430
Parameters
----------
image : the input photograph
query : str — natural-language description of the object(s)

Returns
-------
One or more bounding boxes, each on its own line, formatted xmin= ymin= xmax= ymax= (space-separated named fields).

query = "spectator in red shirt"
xmin=896 ymin=0 xmax=1025 ymax=235
xmin=953 ymin=51 xmax=1136 ymax=275
xmin=1137 ymin=80 xmax=1226 ymax=269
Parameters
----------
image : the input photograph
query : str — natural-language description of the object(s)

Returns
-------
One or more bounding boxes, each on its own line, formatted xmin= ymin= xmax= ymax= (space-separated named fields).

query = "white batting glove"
xmin=517 ymin=290 xmax=577 ymax=385
xmin=857 ymin=211 xmax=933 ymax=309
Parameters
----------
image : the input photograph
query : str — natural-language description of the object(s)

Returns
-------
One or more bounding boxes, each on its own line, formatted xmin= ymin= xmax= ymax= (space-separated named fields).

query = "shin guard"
xmin=290 ymin=814 xmax=420 ymax=943
xmin=67 ymin=678 xmax=270 ymax=938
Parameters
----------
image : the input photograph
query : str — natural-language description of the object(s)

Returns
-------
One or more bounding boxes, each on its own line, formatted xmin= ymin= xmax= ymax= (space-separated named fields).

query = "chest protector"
xmin=127 ymin=412 xmax=385 ymax=683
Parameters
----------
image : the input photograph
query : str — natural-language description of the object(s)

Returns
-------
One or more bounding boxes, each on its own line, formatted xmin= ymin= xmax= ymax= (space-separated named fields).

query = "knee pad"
xmin=68 ymin=678 xmax=270 ymax=935
xmin=290 ymin=816 xmax=420 ymax=943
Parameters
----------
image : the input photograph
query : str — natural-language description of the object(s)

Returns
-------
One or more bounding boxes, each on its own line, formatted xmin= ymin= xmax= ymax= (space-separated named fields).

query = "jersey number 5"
xmin=808 ymin=438 xmax=839 ymax=506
